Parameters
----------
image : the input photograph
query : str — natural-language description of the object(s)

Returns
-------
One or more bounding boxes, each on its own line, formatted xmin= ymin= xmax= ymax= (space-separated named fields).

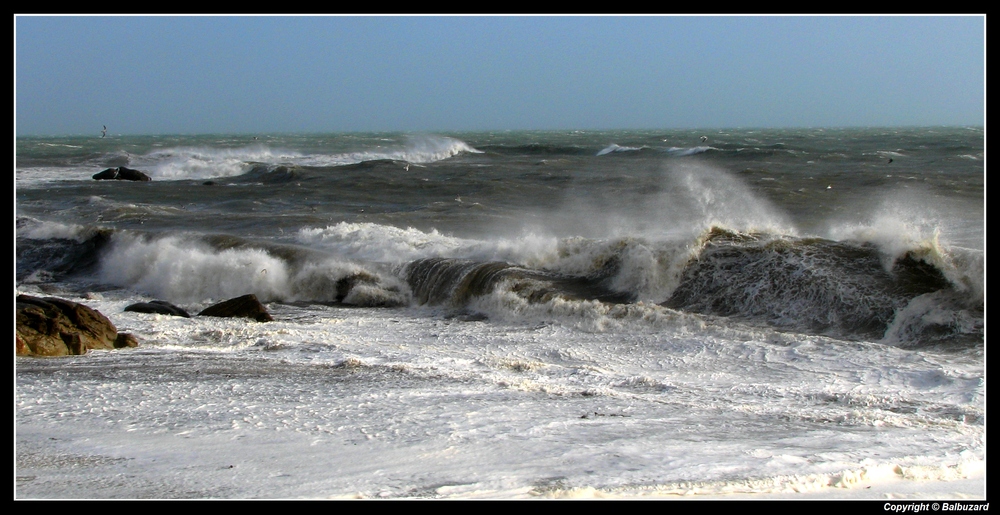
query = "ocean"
xmin=15 ymin=127 xmax=985 ymax=499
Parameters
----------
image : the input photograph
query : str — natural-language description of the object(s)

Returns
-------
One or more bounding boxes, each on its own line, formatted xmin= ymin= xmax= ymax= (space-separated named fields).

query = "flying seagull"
xmin=700 ymin=136 xmax=708 ymax=143
xmin=101 ymin=125 xmax=107 ymax=138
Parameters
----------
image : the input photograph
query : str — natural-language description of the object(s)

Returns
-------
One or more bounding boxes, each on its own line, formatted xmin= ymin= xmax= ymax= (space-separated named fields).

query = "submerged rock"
xmin=15 ymin=295 xmax=138 ymax=356
xmin=199 ymin=294 xmax=273 ymax=322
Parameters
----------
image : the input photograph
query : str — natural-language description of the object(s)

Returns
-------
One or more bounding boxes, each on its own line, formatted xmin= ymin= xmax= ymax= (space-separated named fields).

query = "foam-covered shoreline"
xmin=16 ymin=344 xmax=985 ymax=499
xmin=16 ymin=294 xmax=985 ymax=499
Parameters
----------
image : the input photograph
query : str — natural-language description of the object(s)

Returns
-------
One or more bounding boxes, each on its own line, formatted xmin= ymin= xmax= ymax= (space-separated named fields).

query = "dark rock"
xmin=198 ymin=294 xmax=273 ymax=322
xmin=92 ymin=168 xmax=119 ymax=180
xmin=116 ymin=166 xmax=152 ymax=181
xmin=124 ymin=300 xmax=191 ymax=318
xmin=93 ymin=166 xmax=152 ymax=182
xmin=16 ymin=295 xmax=137 ymax=356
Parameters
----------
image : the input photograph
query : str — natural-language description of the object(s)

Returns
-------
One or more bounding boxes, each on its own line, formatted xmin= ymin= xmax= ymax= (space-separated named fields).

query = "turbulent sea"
xmin=15 ymin=128 xmax=985 ymax=499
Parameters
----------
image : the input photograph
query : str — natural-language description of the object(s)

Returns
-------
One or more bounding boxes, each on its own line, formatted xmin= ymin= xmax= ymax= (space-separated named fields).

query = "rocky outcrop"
xmin=16 ymin=295 xmax=138 ymax=356
xmin=93 ymin=166 xmax=152 ymax=181
xmin=198 ymin=294 xmax=273 ymax=322
xmin=124 ymin=300 xmax=191 ymax=318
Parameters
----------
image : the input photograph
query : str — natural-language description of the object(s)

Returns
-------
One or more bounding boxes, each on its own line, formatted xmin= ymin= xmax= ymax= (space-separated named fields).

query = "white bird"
xmin=700 ymin=136 xmax=708 ymax=143
xmin=101 ymin=125 xmax=107 ymax=138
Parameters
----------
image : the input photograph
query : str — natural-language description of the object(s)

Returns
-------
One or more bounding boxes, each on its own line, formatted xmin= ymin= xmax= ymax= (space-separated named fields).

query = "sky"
xmin=14 ymin=15 xmax=985 ymax=136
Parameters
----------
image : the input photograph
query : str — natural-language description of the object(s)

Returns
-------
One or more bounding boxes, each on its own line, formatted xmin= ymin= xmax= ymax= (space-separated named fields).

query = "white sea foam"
xmin=296 ymin=222 xmax=472 ymax=263
xmin=14 ymin=166 xmax=94 ymax=187
xmin=16 ymin=218 xmax=92 ymax=242
xmin=95 ymin=231 xmax=411 ymax=306
xmin=99 ymin=233 xmax=290 ymax=303
xmin=15 ymin=296 xmax=984 ymax=499
xmin=141 ymin=146 xmax=278 ymax=179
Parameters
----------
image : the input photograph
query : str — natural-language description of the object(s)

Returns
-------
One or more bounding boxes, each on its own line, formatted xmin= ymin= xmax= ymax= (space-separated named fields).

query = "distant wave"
xmin=302 ymin=134 xmax=480 ymax=167
xmin=37 ymin=143 xmax=82 ymax=149
xmin=295 ymin=222 xmax=476 ymax=263
xmin=596 ymin=144 xmax=645 ymax=156
xmin=597 ymin=144 xmax=712 ymax=157
xmin=119 ymin=135 xmax=479 ymax=181
xmin=477 ymin=143 xmax=592 ymax=156
xmin=141 ymin=145 xmax=292 ymax=180
xmin=664 ymin=145 xmax=712 ymax=156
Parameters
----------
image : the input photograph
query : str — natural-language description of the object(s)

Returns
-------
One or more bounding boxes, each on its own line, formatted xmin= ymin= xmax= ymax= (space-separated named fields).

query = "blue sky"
xmin=14 ymin=15 xmax=985 ymax=135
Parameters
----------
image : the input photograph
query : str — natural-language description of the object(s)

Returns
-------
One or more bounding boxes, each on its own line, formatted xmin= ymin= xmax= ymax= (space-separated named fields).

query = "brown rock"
xmin=114 ymin=333 xmax=140 ymax=348
xmin=15 ymin=295 xmax=134 ymax=356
